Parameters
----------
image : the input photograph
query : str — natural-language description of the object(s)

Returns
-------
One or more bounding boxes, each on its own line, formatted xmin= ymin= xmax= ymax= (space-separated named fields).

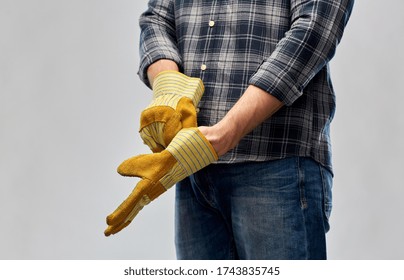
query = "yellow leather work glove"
xmin=140 ymin=71 xmax=204 ymax=152
xmin=104 ymin=127 xmax=218 ymax=236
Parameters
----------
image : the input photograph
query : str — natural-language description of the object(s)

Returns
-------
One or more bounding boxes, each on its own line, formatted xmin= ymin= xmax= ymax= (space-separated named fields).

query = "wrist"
xmin=147 ymin=59 xmax=179 ymax=88
xmin=199 ymin=120 xmax=239 ymax=157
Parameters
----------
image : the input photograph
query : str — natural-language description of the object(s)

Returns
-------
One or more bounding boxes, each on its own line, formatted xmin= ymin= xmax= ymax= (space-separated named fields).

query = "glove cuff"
xmin=152 ymin=71 xmax=205 ymax=106
xmin=166 ymin=128 xmax=218 ymax=176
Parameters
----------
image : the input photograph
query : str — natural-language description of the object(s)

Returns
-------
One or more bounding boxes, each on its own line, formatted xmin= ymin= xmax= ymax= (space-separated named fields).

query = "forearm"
xmin=200 ymin=86 xmax=283 ymax=156
xmin=146 ymin=59 xmax=179 ymax=88
xmin=249 ymin=0 xmax=354 ymax=106
xmin=202 ymin=0 xmax=354 ymax=156
xmin=138 ymin=0 xmax=182 ymax=88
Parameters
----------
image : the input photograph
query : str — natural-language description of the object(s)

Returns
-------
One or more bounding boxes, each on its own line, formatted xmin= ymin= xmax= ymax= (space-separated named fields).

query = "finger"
xmin=163 ymin=112 xmax=182 ymax=146
xmin=104 ymin=191 xmax=151 ymax=236
xmin=104 ymin=192 xmax=150 ymax=237
xmin=117 ymin=154 xmax=151 ymax=177
xmin=117 ymin=150 xmax=176 ymax=178
xmin=140 ymin=124 xmax=166 ymax=151
xmin=104 ymin=220 xmax=131 ymax=237
xmin=177 ymin=97 xmax=198 ymax=128
xmin=106 ymin=180 xmax=152 ymax=226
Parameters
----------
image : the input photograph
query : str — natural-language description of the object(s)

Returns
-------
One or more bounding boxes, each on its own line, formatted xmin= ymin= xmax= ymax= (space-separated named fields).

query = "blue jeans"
xmin=175 ymin=157 xmax=332 ymax=260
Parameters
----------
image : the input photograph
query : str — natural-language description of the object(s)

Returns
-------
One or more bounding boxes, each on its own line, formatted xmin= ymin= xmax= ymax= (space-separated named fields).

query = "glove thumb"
xmin=117 ymin=150 xmax=177 ymax=179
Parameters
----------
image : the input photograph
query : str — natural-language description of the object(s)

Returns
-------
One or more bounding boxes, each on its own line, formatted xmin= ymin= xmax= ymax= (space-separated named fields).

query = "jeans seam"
xmin=298 ymin=158 xmax=308 ymax=210
xmin=297 ymin=157 xmax=310 ymax=259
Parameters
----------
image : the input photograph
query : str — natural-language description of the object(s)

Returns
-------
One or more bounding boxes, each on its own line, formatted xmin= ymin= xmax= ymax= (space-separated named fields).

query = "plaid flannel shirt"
xmin=138 ymin=0 xmax=354 ymax=173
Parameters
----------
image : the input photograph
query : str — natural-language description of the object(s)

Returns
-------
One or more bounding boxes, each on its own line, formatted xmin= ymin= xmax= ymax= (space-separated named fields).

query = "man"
xmin=106 ymin=0 xmax=354 ymax=260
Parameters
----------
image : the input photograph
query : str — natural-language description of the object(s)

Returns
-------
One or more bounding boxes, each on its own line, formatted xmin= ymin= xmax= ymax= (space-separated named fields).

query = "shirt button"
xmin=209 ymin=20 xmax=215 ymax=27
xmin=200 ymin=64 xmax=207 ymax=71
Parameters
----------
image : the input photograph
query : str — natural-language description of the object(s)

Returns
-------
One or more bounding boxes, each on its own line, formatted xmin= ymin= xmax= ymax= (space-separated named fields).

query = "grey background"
xmin=1 ymin=0 xmax=403 ymax=259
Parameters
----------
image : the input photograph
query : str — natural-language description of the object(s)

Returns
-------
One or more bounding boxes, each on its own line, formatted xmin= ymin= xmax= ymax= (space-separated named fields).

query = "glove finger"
xmin=117 ymin=154 xmax=154 ymax=177
xmin=177 ymin=97 xmax=198 ymax=128
xmin=104 ymin=220 xmax=131 ymax=237
xmin=117 ymin=150 xmax=176 ymax=178
xmin=104 ymin=191 xmax=150 ymax=236
xmin=106 ymin=179 xmax=152 ymax=227
xmin=139 ymin=122 xmax=165 ymax=153
xmin=104 ymin=190 xmax=151 ymax=236
xmin=162 ymin=113 xmax=182 ymax=147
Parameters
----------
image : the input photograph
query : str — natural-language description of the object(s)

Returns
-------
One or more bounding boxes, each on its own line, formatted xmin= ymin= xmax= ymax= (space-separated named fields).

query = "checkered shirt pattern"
xmin=138 ymin=0 xmax=354 ymax=173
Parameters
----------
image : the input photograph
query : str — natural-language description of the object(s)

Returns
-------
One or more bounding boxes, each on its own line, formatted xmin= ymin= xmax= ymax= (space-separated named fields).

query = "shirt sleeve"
xmin=249 ymin=0 xmax=355 ymax=106
xmin=138 ymin=0 xmax=182 ymax=88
